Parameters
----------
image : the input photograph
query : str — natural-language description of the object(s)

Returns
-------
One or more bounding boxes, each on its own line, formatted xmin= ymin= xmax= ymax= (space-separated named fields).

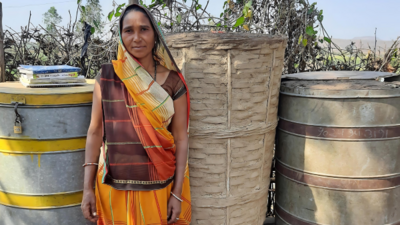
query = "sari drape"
xmin=95 ymin=3 xmax=191 ymax=225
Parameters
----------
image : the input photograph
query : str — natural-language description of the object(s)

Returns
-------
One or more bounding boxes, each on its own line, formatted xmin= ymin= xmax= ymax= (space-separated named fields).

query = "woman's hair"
xmin=120 ymin=5 xmax=161 ymax=61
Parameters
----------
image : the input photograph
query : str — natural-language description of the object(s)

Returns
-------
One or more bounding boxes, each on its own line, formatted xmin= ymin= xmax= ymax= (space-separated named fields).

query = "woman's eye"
xmin=141 ymin=28 xmax=148 ymax=31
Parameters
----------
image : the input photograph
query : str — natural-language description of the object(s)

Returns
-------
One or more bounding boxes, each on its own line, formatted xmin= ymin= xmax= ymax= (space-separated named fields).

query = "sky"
xmin=2 ymin=0 xmax=399 ymax=41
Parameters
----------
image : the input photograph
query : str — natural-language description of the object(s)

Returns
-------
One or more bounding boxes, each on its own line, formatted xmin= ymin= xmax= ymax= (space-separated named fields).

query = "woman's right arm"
xmin=81 ymin=78 xmax=102 ymax=223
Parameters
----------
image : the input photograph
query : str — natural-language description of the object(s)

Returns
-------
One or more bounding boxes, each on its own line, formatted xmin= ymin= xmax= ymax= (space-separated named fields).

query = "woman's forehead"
xmin=122 ymin=11 xmax=151 ymax=27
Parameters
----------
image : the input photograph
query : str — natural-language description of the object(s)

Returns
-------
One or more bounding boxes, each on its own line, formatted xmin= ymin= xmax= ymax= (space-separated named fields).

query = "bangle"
xmin=82 ymin=163 xmax=99 ymax=167
xmin=170 ymin=192 xmax=183 ymax=202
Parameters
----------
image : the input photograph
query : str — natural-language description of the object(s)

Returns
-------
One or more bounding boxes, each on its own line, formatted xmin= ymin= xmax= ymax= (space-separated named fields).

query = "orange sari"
xmin=95 ymin=3 xmax=191 ymax=225
xmin=95 ymin=159 xmax=191 ymax=225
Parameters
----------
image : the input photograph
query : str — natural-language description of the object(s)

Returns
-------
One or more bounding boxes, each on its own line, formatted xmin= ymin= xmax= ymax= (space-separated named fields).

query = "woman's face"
xmin=121 ymin=10 xmax=155 ymax=60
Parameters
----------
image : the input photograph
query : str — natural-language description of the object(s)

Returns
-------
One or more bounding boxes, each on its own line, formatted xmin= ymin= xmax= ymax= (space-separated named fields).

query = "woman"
xmin=81 ymin=4 xmax=191 ymax=225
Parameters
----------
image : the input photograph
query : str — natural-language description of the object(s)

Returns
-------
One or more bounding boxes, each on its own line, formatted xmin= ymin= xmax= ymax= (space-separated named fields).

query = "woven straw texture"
xmin=166 ymin=33 xmax=287 ymax=225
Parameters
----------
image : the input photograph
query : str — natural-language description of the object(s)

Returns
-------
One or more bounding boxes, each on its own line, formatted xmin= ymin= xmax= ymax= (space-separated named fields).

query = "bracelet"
xmin=170 ymin=192 xmax=183 ymax=202
xmin=82 ymin=163 xmax=99 ymax=167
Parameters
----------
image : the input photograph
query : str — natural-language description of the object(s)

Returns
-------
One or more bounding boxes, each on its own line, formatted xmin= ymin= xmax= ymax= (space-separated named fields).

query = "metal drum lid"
xmin=281 ymin=79 xmax=400 ymax=98
xmin=282 ymin=71 xmax=399 ymax=81
xmin=0 ymin=80 xmax=95 ymax=106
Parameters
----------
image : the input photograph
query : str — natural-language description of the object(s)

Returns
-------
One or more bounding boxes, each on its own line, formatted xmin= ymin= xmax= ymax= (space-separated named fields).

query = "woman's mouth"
xmin=133 ymin=46 xmax=145 ymax=50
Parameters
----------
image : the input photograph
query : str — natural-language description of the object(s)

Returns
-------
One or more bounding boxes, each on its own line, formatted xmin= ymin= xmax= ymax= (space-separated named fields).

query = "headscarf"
xmin=112 ymin=4 xmax=190 ymax=131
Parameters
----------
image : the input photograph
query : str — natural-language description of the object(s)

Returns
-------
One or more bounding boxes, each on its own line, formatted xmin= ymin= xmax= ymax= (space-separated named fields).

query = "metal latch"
xmin=11 ymin=95 xmax=26 ymax=104
xmin=13 ymin=102 xmax=23 ymax=134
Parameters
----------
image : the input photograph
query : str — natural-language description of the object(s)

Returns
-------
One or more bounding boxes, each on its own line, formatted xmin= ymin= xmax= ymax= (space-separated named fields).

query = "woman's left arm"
xmin=170 ymin=93 xmax=188 ymax=197
xmin=167 ymin=93 xmax=188 ymax=224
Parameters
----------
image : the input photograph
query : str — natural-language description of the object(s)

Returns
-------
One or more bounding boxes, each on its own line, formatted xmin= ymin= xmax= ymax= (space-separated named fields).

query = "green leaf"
xmin=324 ymin=37 xmax=332 ymax=43
xmin=77 ymin=0 xmax=81 ymax=4
xmin=245 ymin=0 xmax=253 ymax=8
xmin=318 ymin=15 xmax=324 ymax=22
xmin=220 ymin=13 xmax=224 ymax=17
xmin=94 ymin=20 xmax=99 ymax=29
xmin=177 ymin=14 xmax=182 ymax=24
xmin=306 ymin=26 xmax=316 ymax=36
xmin=223 ymin=1 xmax=228 ymax=8
xmin=208 ymin=18 xmax=212 ymax=21
xmin=115 ymin=11 xmax=122 ymax=17
xmin=81 ymin=6 xmax=86 ymax=13
xmin=302 ymin=38 xmax=308 ymax=47
xmin=158 ymin=21 xmax=161 ymax=26
xmin=319 ymin=9 xmax=323 ymax=15
xmin=116 ymin=4 xmax=123 ymax=14
xmin=233 ymin=16 xmax=245 ymax=28
xmin=294 ymin=63 xmax=299 ymax=69
xmin=90 ymin=27 xmax=95 ymax=35
xmin=243 ymin=8 xmax=247 ymax=16
xmin=319 ymin=39 xmax=324 ymax=43
xmin=162 ymin=3 xmax=167 ymax=9
xmin=165 ymin=13 xmax=167 ymax=16
xmin=196 ymin=4 xmax=202 ymax=10
xmin=216 ymin=23 xmax=221 ymax=27
xmin=108 ymin=10 xmax=114 ymax=21
xmin=298 ymin=34 xmax=303 ymax=45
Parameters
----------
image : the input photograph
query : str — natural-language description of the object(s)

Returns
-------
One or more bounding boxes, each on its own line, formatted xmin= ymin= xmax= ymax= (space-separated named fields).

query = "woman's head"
xmin=120 ymin=5 xmax=160 ymax=61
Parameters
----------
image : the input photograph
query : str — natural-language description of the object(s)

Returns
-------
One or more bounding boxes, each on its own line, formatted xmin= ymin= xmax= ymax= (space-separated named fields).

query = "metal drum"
xmin=276 ymin=73 xmax=400 ymax=225
xmin=0 ymin=81 xmax=94 ymax=225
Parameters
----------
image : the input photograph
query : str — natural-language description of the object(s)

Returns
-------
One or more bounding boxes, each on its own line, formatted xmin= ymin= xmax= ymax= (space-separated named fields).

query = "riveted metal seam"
xmin=275 ymin=159 xmax=400 ymax=179
xmin=0 ymin=190 xmax=83 ymax=209
xmin=278 ymin=119 xmax=400 ymax=140
xmin=280 ymin=91 xmax=400 ymax=99
xmin=278 ymin=128 xmax=400 ymax=141
xmin=0 ymin=93 xmax=93 ymax=106
xmin=0 ymin=103 xmax=92 ymax=108
xmin=0 ymin=137 xmax=86 ymax=153
xmin=276 ymin=163 xmax=400 ymax=192
xmin=278 ymin=117 xmax=400 ymax=128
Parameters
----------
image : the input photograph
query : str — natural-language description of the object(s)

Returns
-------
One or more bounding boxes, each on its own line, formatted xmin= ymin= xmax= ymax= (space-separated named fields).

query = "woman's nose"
xmin=133 ymin=33 xmax=140 ymax=42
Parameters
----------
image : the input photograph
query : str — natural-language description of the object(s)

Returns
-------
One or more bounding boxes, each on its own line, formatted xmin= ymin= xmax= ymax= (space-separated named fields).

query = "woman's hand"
xmin=81 ymin=78 xmax=102 ymax=223
xmin=81 ymin=189 xmax=98 ymax=223
xmin=167 ymin=196 xmax=182 ymax=224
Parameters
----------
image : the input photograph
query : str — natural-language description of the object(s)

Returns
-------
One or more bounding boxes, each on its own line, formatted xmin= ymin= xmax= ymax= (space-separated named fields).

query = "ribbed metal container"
xmin=0 ymin=81 xmax=94 ymax=225
xmin=276 ymin=77 xmax=400 ymax=225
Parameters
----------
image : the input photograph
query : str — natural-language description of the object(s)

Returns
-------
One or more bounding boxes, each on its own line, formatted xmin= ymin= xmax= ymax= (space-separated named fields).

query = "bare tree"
xmin=0 ymin=2 xmax=5 ymax=82
xmin=3 ymin=0 xmax=400 ymax=82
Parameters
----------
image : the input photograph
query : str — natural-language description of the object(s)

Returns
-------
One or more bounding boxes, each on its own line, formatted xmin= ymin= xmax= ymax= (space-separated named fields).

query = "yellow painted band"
xmin=0 ymin=190 xmax=83 ymax=209
xmin=0 ymin=93 xmax=93 ymax=105
xmin=0 ymin=137 xmax=86 ymax=154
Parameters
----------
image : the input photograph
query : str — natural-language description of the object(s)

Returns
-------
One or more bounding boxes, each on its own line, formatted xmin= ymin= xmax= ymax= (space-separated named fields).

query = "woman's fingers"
xmin=90 ymin=199 xmax=99 ymax=222
xmin=81 ymin=190 xmax=98 ymax=222
xmin=167 ymin=203 xmax=173 ymax=224
xmin=81 ymin=202 xmax=92 ymax=221
xmin=167 ymin=207 xmax=181 ymax=224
